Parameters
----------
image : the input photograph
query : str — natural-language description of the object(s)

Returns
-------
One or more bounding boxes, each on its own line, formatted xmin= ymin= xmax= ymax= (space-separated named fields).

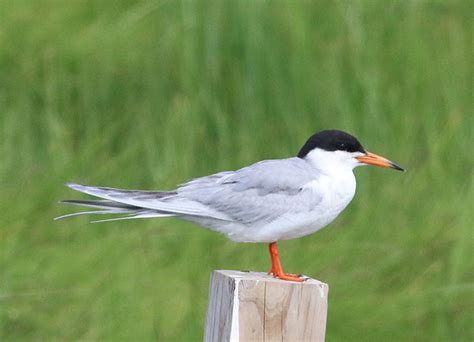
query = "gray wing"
xmin=178 ymin=158 xmax=322 ymax=225
xmin=63 ymin=183 xmax=232 ymax=221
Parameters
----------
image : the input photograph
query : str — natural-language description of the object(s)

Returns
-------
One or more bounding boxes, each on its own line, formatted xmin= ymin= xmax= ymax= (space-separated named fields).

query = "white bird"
xmin=57 ymin=129 xmax=404 ymax=281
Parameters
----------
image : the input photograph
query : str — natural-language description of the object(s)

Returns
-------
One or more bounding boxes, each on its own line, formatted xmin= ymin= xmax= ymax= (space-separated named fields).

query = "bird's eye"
xmin=339 ymin=143 xmax=346 ymax=150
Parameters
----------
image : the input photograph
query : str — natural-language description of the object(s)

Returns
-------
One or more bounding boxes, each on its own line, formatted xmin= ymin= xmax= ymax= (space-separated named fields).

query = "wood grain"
xmin=204 ymin=270 xmax=328 ymax=342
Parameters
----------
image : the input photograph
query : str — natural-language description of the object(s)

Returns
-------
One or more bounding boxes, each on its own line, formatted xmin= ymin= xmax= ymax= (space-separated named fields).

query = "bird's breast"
xmin=290 ymin=171 xmax=357 ymax=235
xmin=232 ymin=171 xmax=357 ymax=242
xmin=313 ymin=171 xmax=357 ymax=211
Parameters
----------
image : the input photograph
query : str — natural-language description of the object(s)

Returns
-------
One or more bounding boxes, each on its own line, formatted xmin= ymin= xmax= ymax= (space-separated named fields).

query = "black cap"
xmin=298 ymin=130 xmax=365 ymax=158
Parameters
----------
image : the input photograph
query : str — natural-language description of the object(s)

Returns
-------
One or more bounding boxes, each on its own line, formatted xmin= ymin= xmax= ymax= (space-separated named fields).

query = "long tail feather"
xmin=90 ymin=211 xmax=174 ymax=223
xmin=61 ymin=199 xmax=140 ymax=210
xmin=63 ymin=182 xmax=230 ymax=220
xmin=54 ymin=209 xmax=134 ymax=221
xmin=57 ymin=184 xmax=180 ymax=222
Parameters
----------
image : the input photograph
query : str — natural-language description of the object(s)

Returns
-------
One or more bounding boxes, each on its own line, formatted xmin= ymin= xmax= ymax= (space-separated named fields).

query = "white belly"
xmin=230 ymin=171 xmax=357 ymax=242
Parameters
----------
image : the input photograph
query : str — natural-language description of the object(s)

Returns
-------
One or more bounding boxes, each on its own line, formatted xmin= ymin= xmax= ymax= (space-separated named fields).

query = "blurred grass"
xmin=0 ymin=0 xmax=472 ymax=340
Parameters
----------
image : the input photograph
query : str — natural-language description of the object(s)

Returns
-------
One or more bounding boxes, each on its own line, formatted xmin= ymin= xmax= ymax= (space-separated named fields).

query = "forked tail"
xmin=55 ymin=183 xmax=176 ymax=223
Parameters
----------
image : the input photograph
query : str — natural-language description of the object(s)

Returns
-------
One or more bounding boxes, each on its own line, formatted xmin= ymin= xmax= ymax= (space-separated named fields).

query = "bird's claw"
xmin=268 ymin=269 xmax=306 ymax=282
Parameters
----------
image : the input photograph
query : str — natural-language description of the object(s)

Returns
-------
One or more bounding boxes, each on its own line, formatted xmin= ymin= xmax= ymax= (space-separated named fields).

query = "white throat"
xmin=304 ymin=148 xmax=362 ymax=174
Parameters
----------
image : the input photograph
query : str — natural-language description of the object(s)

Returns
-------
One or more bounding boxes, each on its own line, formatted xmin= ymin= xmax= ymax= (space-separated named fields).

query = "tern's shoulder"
xmin=231 ymin=157 xmax=317 ymax=179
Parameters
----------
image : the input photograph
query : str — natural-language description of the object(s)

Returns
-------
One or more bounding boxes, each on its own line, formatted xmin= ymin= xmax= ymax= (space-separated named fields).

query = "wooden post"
xmin=204 ymin=270 xmax=329 ymax=342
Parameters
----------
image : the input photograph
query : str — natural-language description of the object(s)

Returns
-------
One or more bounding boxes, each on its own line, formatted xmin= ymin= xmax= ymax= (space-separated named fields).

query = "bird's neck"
xmin=303 ymin=149 xmax=356 ymax=175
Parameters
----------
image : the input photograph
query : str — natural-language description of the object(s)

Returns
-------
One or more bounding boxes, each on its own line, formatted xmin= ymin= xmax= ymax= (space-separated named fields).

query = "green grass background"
xmin=0 ymin=0 xmax=472 ymax=340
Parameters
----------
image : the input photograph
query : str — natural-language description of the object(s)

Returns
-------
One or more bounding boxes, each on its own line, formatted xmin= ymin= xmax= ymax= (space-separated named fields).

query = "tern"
xmin=57 ymin=130 xmax=404 ymax=281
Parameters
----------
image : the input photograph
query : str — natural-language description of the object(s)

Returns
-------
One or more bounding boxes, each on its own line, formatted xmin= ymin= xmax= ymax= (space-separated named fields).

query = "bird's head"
xmin=298 ymin=130 xmax=405 ymax=173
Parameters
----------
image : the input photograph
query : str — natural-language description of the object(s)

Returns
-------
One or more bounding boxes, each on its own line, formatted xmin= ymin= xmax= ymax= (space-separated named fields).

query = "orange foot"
xmin=273 ymin=272 xmax=305 ymax=282
xmin=268 ymin=242 xmax=306 ymax=282
xmin=268 ymin=268 xmax=305 ymax=282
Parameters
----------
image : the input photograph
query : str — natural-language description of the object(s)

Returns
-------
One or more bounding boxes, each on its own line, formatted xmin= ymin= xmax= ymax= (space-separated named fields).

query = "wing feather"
xmin=66 ymin=183 xmax=232 ymax=221
xmin=178 ymin=158 xmax=322 ymax=225
xmin=62 ymin=158 xmax=321 ymax=226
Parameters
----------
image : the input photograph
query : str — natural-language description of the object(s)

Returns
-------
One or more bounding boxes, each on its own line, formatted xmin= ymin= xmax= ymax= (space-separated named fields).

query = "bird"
xmin=57 ymin=129 xmax=404 ymax=282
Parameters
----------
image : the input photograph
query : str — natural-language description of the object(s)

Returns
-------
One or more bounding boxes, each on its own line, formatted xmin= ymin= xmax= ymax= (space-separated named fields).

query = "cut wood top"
xmin=205 ymin=270 xmax=329 ymax=342
xmin=216 ymin=269 xmax=328 ymax=286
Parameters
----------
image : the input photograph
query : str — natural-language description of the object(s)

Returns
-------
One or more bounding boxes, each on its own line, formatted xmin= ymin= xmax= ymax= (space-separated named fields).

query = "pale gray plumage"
xmin=57 ymin=129 xmax=404 ymax=282
xmin=57 ymin=157 xmax=330 ymax=241
xmin=177 ymin=158 xmax=322 ymax=224
xmin=57 ymin=130 xmax=404 ymax=243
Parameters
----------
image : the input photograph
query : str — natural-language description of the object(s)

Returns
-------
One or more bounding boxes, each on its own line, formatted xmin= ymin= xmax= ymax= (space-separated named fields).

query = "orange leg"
xmin=268 ymin=242 xmax=305 ymax=282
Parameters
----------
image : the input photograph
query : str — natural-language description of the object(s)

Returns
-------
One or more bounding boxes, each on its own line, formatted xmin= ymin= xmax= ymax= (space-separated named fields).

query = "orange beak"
xmin=356 ymin=151 xmax=405 ymax=171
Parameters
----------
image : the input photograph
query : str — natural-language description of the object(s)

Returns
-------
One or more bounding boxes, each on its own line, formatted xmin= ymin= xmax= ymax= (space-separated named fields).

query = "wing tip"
xmin=60 ymin=199 xmax=81 ymax=205
xmin=66 ymin=182 xmax=84 ymax=190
